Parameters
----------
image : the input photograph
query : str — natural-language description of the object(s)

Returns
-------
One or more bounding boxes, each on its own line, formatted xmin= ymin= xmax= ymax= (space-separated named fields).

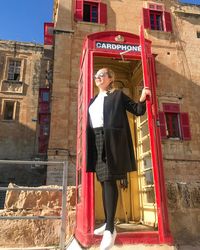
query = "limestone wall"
xmin=0 ymin=183 xmax=76 ymax=247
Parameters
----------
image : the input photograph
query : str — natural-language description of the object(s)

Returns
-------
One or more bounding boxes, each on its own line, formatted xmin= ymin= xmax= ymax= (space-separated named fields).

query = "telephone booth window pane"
xmin=144 ymin=188 xmax=155 ymax=203
xmin=144 ymin=169 xmax=154 ymax=185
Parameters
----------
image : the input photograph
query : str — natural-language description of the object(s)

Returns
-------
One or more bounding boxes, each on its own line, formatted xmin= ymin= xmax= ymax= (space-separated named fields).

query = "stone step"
xmin=66 ymin=238 xmax=177 ymax=250
xmin=88 ymin=245 xmax=176 ymax=250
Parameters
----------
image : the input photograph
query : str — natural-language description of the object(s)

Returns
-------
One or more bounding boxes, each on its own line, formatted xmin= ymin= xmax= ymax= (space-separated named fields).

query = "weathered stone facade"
xmin=0 ymin=41 xmax=53 ymax=207
xmin=49 ymin=0 xmax=200 ymax=244
xmin=0 ymin=41 xmax=43 ymax=159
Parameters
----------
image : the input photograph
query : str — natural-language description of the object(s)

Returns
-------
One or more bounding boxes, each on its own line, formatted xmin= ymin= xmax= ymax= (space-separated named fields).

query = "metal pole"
xmin=0 ymin=160 xmax=64 ymax=165
xmin=60 ymin=160 xmax=68 ymax=250
xmin=0 ymin=216 xmax=61 ymax=220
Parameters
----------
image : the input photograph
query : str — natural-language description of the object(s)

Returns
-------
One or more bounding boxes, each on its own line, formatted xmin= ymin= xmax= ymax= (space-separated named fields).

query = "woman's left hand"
xmin=140 ymin=87 xmax=151 ymax=102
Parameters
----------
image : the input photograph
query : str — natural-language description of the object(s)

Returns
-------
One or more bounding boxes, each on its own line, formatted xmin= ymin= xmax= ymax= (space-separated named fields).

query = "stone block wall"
xmin=0 ymin=183 xmax=76 ymax=247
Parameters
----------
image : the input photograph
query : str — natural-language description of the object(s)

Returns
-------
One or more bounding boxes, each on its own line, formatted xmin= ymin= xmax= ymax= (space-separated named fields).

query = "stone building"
xmin=0 ymin=40 xmax=52 ymax=206
xmin=48 ymin=0 xmax=200 ymax=246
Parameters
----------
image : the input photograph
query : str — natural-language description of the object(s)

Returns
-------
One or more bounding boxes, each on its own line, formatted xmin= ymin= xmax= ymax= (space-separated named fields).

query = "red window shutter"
xmin=164 ymin=11 xmax=172 ymax=32
xmin=159 ymin=111 xmax=167 ymax=139
xmin=180 ymin=113 xmax=191 ymax=140
xmin=99 ymin=3 xmax=107 ymax=24
xmin=44 ymin=23 xmax=54 ymax=45
xmin=75 ymin=0 xmax=83 ymax=21
xmin=163 ymin=103 xmax=180 ymax=113
xmin=143 ymin=8 xmax=150 ymax=29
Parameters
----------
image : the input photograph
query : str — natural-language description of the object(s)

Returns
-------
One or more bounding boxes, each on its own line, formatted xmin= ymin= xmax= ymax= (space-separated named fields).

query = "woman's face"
xmin=94 ymin=68 xmax=112 ymax=91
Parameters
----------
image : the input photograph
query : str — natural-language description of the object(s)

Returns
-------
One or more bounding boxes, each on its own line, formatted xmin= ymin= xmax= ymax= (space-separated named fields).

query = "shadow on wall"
xmin=0 ymin=120 xmax=47 ymax=208
xmin=106 ymin=0 xmax=116 ymax=31
xmin=155 ymin=60 xmax=200 ymax=243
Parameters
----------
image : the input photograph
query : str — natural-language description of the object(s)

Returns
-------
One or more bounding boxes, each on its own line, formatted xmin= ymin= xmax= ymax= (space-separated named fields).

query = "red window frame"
xmin=44 ymin=23 xmax=54 ymax=45
xmin=150 ymin=10 xmax=164 ymax=31
xmin=74 ymin=0 xmax=107 ymax=24
xmin=143 ymin=7 xmax=172 ymax=32
xmin=83 ymin=2 xmax=98 ymax=23
xmin=165 ymin=112 xmax=180 ymax=138
xmin=159 ymin=103 xmax=191 ymax=140
xmin=39 ymin=88 xmax=50 ymax=103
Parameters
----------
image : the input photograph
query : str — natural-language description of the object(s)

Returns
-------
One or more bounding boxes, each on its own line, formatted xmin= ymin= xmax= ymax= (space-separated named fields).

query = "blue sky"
xmin=0 ymin=0 xmax=199 ymax=44
xmin=180 ymin=0 xmax=200 ymax=4
xmin=0 ymin=0 xmax=54 ymax=44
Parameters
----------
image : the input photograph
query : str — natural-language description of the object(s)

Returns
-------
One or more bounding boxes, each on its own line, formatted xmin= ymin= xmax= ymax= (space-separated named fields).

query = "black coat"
xmin=86 ymin=89 xmax=146 ymax=175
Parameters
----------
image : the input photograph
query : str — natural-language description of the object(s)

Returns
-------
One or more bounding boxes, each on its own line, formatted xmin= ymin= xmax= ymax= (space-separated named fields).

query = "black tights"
xmin=101 ymin=180 xmax=118 ymax=233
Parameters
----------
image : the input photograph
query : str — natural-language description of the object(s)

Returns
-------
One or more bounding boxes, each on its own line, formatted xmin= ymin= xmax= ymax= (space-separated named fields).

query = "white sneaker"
xmin=94 ymin=223 xmax=106 ymax=235
xmin=100 ymin=229 xmax=117 ymax=250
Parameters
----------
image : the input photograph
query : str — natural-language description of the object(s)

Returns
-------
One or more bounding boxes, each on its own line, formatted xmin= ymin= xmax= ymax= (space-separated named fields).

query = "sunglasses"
xmin=94 ymin=72 xmax=108 ymax=79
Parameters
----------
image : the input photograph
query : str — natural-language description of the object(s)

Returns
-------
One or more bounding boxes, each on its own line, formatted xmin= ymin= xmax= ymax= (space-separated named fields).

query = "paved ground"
xmin=66 ymin=238 xmax=200 ymax=250
xmin=1 ymin=241 xmax=200 ymax=250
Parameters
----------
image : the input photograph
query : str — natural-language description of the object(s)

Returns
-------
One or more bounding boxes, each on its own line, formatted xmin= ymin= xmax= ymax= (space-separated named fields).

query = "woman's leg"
xmin=101 ymin=181 xmax=107 ymax=223
xmin=102 ymin=180 xmax=118 ymax=233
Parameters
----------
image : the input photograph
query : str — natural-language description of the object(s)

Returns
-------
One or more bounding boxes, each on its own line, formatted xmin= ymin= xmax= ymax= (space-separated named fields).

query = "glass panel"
xmin=143 ymin=156 xmax=152 ymax=170
xmin=8 ymin=60 xmax=21 ymax=81
xmin=150 ymin=11 xmax=163 ymax=31
xmin=156 ymin=14 xmax=163 ymax=31
xmin=92 ymin=6 xmax=98 ymax=23
xmin=143 ymin=188 xmax=155 ymax=203
xmin=42 ymin=92 xmax=49 ymax=102
xmin=41 ymin=124 xmax=49 ymax=136
xmin=8 ymin=73 xmax=14 ymax=80
xmin=83 ymin=4 xmax=91 ymax=22
xmin=150 ymin=13 xmax=155 ymax=30
xmin=144 ymin=169 xmax=154 ymax=185
xmin=141 ymin=121 xmax=149 ymax=138
xmin=165 ymin=113 xmax=180 ymax=138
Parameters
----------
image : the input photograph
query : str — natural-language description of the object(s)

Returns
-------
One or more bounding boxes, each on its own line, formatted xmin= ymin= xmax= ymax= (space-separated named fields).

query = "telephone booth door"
xmin=75 ymin=31 xmax=173 ymax=247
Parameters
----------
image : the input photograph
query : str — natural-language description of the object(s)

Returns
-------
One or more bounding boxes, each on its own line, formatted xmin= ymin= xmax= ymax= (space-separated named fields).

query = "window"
xmin=3 ymin=101 xmax=15 ymax=120
xmin=39 ymin=88 xmax=50 ymax=102
xmin=7 ymin=60 xmax=21 ymax=81
xmin=159 ymin=103 xmax=191 ymax=140
xmin=165 ymin=113 xmax=180 ymax=138
xmin=40 ymin=124 xmax=49 ymax=136
xmin=74 ymin=0 xmax=107 ymax=24
xmin=44 ymin=22 xmax=54 ymax=45
xmin=143 ymin=4 xmax=173 ymax=32
xmin=42 ymin=92 xmax=49 ymax=102
xmin=197 ymin=31 xmax=200 ymax=38
xmin=83 ymin=2 xmax=98 ymax=23
xmin=1 ymin=100 xmax=20 ymax=121
xmin=150 ymin=11 xmax=163 ymax=31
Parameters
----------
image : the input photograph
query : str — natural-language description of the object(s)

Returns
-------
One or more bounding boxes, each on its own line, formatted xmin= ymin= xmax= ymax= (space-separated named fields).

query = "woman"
xmin=86 ymin=68 xmax=151 ymax=250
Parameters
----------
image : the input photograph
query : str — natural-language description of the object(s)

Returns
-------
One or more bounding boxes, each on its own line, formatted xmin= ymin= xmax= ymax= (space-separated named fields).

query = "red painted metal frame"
xmin=140 ymin=25 xmax=173 ymax=244
xmin=75 ymin=30 xmax=173 ymax=247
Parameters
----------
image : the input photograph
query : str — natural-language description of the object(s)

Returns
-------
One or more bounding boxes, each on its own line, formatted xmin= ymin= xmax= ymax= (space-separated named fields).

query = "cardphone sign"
xmin=95 ymin=41 xmax=141 ymax=52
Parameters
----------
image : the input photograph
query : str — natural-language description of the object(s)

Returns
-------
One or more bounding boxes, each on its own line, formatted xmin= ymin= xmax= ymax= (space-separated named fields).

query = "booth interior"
xmin=93 ymin=56 xmax=157 ymax=233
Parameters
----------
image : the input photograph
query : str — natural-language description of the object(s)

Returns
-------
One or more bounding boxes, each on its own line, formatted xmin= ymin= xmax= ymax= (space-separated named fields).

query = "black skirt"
xmin=93 ymin=127 xmax=126 ymax=182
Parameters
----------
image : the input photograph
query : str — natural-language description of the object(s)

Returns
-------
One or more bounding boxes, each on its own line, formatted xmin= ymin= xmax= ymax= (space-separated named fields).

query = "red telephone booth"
xmin=75 ymin=29 xmax=173 ymax=247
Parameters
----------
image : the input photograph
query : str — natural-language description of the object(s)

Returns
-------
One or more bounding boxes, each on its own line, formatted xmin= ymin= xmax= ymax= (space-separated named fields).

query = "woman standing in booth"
xmin=86 ymin=68 xmax=151 ymax=250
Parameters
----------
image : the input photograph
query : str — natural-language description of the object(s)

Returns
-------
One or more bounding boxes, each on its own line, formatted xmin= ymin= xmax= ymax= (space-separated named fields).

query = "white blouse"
xmin=89 ymin=92 xmax=107 ymax=128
